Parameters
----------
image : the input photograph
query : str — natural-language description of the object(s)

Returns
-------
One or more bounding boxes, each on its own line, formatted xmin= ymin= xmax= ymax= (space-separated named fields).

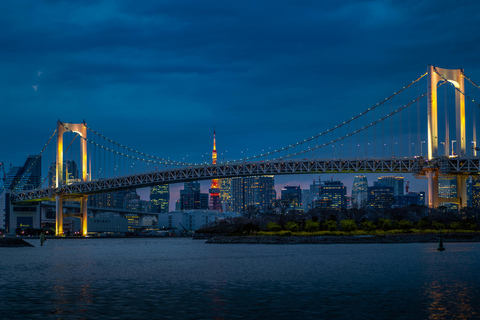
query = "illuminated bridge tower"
xmin=427 ymin=66 xmax=467 ymax=208
xmin=56 ymin=121 xmax=89 ymax=236
xmin=209 ymin=129 xmax=222 ymax=211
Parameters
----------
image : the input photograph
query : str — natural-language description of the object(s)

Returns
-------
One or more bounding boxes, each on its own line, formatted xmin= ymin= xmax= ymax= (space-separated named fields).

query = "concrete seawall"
xmin=204 ymin=233 xmax=480 ymax=244
xmin=0 ymin=238 xmax=35 ymax=247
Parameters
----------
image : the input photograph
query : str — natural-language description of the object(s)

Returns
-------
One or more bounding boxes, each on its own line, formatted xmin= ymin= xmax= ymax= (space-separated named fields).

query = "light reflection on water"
xmin=1 ymin=239 xmax=480 ymax=319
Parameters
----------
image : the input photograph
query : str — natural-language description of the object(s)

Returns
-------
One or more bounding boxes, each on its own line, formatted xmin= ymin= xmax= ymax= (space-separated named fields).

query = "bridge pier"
xmin=55 ymin=194 xmax=63 ymax=236
xmin=427 ymin=170 xmax=439 ymax=208
xmin=80 ymin=196 xmax=88 ymax=236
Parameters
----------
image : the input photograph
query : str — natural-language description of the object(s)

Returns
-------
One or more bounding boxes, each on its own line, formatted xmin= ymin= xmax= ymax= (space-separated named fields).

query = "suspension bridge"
xmin=4 ymin=65 xmax=480 ymax=236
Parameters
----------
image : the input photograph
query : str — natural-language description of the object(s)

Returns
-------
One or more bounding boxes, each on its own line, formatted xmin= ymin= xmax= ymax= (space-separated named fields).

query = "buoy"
xmin=437 ymin=228 xmax=445 ymax=251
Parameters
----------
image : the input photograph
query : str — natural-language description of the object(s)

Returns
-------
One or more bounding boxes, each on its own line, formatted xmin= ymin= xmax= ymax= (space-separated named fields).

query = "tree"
xmin=285 ymin=222 xmax=299 ymax=232
xmin=361 ymin=220 xmax=376 ymax=232
xmin=397 ymin=220 xmax=413 ymax=231
xmin=378 ymin=219 xmax=392 ymax=231
xmin=323 ymin=220 xmax=337 ymax=232
xmin=340 ymin=220 xmax=357 ymax=233
xmin=267 ymin=222 xmax=281 ymax=232
xmin=305 ymin=220 xmax=320 ymax=232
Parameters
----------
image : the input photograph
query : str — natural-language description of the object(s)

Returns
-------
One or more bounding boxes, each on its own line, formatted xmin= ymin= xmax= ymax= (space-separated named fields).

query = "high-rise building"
xmin=150 ymin=185 xmax=169 ymax=213
xmin=375 ymin=176 xmax=404 ymax=197
xmin=472 ymin=177 xmax=480 ymax=208
xmin=368 ymin=186 xmax=395 ymax=209
xmin=313 ymin=180 xmax=347 ymax=210
xmin=438 ymin=178 xmax=457 ymax=209
xmin=351 ymin=175 xmax=368 ymax=208
xmin=230 ymin=176 xmax=275 ymax=213
xmin=209 ymin=130 xmax=222 ymax=211
xmin=220 ymin=178 xmax=232 ymax=211
xmin=4 ymin=155 xmax=42 ymax=191
xmin=281 ymin=185 xmax=302 ymax=208
xmin=48 ymin=160 xmax=79 ymax=187
xmin=180 ymin=181 xmax=209 ymax=210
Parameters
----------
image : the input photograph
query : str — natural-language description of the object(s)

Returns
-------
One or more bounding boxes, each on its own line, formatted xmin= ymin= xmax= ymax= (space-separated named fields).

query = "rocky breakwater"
xmin=0 ymin=237 xmax=35 ymax=247
xmin=205 ymin=233 xmax=480 ymax=244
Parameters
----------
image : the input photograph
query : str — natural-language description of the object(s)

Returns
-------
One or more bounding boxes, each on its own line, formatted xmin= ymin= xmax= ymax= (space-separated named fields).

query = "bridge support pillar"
xmin=457 ymin=176 xmax=468 ymax=209
xmin=55 ymin=194 xmax=64 ymax=236
xmin=427 ymin=170 xmax=439 ymax=208
xmin=80 ymin=196 xmax=88 ymax=236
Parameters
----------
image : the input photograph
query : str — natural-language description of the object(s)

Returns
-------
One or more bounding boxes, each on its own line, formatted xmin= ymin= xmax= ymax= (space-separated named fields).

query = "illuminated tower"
xmin=209 ymin=129 xmax=222 ymax=211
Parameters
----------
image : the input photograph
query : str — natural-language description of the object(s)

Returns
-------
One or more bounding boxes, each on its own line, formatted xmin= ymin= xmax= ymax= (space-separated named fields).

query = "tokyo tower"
xmin=209 ymin=129 xmax=222 ymax=211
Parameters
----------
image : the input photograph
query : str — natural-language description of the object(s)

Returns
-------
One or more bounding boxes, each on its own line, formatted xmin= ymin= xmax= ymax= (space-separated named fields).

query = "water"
xmin=1 ymin=238 xmax=480 ymax=319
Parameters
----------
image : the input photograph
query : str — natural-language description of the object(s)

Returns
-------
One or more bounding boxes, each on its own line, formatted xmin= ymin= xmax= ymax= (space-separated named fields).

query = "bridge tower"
xmin=56 ymin=121 xmax=89 ymax=236
xmin=427 ymin=66 xmax=467 ymax=208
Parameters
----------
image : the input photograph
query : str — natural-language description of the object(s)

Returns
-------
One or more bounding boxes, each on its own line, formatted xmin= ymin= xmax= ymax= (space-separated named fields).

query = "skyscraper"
xmin=313 ymin=180 xmax=347 ymax=210
xmin=209 ymin=130 xmax=222 ymax=211
xmin=281 ymin=185 xmax=302 ymax=208
xmin=4 ymin=155 xmax=42 ymax=191
xmin=376 ymin=176 xmax=404 ymax=197
xmin=351 ymin=175 xmax=368 ymax=208
xmin=150 ymin=184 xmax=170 ymax=213
xmin=220 ymin=178 xmax=232 ymax=212
xmin=230 ymin=176 xmax=275 ymax=213
xmin=181 ymin=181 xmax=209 ymax=210
xmin=48 ymin=160 xmax=79 ymax=187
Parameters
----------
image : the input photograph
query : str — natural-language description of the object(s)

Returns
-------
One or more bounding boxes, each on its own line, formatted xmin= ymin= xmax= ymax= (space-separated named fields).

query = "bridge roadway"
xmin=11 ymin=156 xmax=480 ymax=203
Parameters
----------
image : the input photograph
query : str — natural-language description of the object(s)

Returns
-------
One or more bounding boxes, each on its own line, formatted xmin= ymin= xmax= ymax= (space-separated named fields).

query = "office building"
xmin=368 ymin=186 xmax=395 ymax=209
xmin=180 ymin=181 xmax=209 ymax=210
xmin=230 ymin=176 xmax=275 ymax=214
xmin=375 ymin=176 xmax=404 ymax=197
xmin=281 ymin=185 xmax=302 ymax=208
xmin=351 ymin=175 xmax=368 ymax=208
xmin=313 ymin=180 xmax=347 ymax=210
xmin=150 ymin=184 xmax=169 ymax=213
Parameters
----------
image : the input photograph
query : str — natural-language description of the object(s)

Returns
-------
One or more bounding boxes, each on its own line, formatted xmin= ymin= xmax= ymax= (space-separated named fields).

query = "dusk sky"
xmin=2 ymin=1 xmax=480 ymax=208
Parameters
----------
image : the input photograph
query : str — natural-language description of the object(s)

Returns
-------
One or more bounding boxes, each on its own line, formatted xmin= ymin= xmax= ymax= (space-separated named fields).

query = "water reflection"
xmin=425 ymin=281 xmax=478 ymax=319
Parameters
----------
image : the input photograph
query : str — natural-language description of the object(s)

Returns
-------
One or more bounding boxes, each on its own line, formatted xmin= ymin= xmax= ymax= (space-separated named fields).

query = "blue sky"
xmin=2 ymin=1 xmax=480 ymax=207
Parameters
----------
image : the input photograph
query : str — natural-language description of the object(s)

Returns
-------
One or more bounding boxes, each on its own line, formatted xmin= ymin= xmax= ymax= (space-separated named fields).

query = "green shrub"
xmin=285 ymin=222 xmax=299 ymax=232
xmin=397 ymin=220 xmax=414 ymax=231
xmin=432 ymin=221 xmax=446 ymax=231
xmin=378 ymin=219 xmax=392 ymax=231
xmin=416 ymin=219 xmax=430 ymax=230
xmin=340 ymin=219 xmax=357 ymax=233
xmin=267 ymin=222 xmax=281 ymax=232
xmin=323 ymin=220 xmax=337 ymax=232
xmin=304 ymin=220 xmax=320 ymax=232
xmin=361 ymin=221 xmax=376 ymax=232
xmin=449 ymin=221 xmax=462 ymax=230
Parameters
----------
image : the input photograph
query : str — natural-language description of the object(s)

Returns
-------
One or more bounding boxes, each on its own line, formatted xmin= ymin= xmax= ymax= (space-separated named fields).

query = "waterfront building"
xmin=302 ymin=189 xmax=310 ymax=211
xmin=150 ymin=184 xmax=169 ymax=213
xmin=368 ymin=186 xmax=395 ymax=209
xmin=281 ymin=185 xmax=302 ymax=209
xmin=351 ymin=175 xmax=368 ymax=208
xmin=158 ymin=210 xmax=238 ymax=232
xmin=180 ymin=181 xmax=209 ymax=210
xmin=230 ymin=176 xmax=275 ymax=214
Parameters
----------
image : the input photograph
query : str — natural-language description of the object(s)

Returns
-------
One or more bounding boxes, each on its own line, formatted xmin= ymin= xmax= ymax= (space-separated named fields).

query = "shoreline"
xmin=203 ymin=233 xmax=480 ymax=244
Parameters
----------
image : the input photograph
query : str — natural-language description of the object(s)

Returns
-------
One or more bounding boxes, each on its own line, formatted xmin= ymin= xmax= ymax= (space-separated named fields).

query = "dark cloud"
xmin=2 ymin=0 xmax=480 ymax=200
